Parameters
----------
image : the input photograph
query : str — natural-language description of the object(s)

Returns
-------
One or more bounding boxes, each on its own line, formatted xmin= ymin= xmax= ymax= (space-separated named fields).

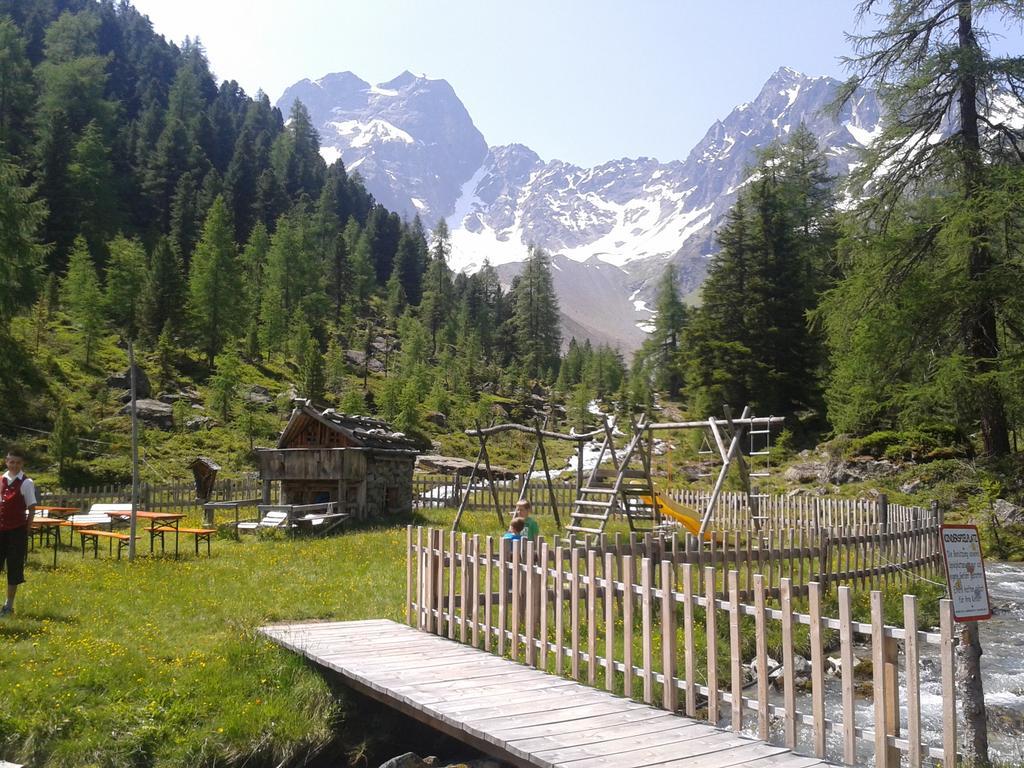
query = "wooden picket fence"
xmin=666 ymin=488 xmax=931 ymax=533
xmin=412 ymin=474 xmax=931 ymax=533
xmin=407 ymin=526 xmax=958 ymax=768
xmin=39 ymin=478 xmax=273 ymax=514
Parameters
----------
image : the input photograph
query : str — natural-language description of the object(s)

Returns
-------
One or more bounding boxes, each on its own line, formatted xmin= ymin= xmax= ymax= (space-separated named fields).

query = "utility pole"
xmin=128 ymin=340 xmax=140 ymax=561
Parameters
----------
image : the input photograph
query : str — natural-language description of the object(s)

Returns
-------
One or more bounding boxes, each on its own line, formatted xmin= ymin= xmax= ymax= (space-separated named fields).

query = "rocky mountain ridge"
xmin=277 ymin=67 xmax=883 ymax=350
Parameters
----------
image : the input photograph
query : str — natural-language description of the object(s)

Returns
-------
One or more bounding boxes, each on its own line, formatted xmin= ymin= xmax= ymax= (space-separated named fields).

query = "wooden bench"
xmin=292 ymin=512 xmax=349 ymax=536
xmin=236 ymin=510 xmax=289 ymax=533
xmin=77 ymin=529 xmax=137 ymax=559
xmin=153 ymin=526 xmax=216 ymax=556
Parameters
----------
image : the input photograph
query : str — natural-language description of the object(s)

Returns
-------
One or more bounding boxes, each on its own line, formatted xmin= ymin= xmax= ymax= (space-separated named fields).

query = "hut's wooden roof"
xmin=278 ymin=402 xmax=421 ymax=452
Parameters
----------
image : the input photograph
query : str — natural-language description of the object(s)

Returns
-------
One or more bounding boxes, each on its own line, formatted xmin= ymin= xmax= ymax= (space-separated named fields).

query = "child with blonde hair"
xmin=514 ymin=499 xmax=539 ymax=541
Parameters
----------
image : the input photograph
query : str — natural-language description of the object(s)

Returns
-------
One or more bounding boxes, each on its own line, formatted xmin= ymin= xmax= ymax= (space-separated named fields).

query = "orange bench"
xmin=152 ymin=526 xmax=217 ymax=556
xmin=77 ymin=529 xmax=138 ymax=560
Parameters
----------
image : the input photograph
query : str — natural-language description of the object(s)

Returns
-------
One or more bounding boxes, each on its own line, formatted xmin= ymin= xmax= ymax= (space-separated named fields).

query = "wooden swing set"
xmin=451 ymin=406 xmax=784 ymax=541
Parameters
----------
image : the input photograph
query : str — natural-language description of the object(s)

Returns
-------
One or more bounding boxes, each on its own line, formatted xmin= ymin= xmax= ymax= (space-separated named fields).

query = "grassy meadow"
xmin=0 ymin=508 xmax=486 ymax=768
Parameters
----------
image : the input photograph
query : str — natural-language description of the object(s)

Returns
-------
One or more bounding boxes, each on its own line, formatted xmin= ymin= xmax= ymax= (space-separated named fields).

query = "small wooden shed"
xmin=255 ymin=402 xmax=420 ymax=519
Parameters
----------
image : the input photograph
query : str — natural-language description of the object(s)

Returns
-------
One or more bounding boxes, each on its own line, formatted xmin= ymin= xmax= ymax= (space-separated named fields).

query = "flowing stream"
xmin=750 ymin=561 xmax=1024 ymax=766
xmin=965 ymin=561 xmax=1024 ymax=764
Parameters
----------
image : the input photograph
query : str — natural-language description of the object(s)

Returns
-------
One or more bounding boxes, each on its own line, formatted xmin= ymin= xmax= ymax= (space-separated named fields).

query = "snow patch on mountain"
xmin=328 ymin=119 xmax=415 ymax=147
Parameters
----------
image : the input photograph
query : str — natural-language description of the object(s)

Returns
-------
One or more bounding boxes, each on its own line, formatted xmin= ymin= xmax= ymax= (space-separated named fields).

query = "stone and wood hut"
xmin=255 ymin=402 xmax=420 ymax=519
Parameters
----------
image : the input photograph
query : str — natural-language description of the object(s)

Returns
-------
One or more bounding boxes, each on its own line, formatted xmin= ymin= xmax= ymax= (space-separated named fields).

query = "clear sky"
xmin=129 ymin=0 xmax=1023 ymax=168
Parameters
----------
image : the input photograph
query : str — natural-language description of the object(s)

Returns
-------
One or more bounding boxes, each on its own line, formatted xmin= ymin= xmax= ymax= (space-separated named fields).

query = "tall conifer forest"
xmin=2 ymin=0 xmax=1024 ymax=495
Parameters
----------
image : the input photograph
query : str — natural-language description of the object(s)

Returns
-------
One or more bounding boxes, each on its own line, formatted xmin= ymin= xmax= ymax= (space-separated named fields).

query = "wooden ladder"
xmin=566 ymin=417 xmax=659 ymax=538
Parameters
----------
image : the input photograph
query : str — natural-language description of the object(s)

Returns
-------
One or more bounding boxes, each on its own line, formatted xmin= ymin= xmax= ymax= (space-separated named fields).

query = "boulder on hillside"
xmin=424 ymin=411 xmax=448 ymax=429
xmin=900 ymin=478 xmax=924 ymax=494
xmin=243 ymin=385 xmax=273 ymax=407
xmin=344 ymin=349 xmax=385 ymax=373
xmin=107 ymin=364 xmax=151 ymax=399
xmin=784 ymin=463 xmax=824 ymax=484
xmin=992 ymin=499 xmax=1023 ymax=525
xmin=120 ymin=398 xmax=173 ymax=429
xmin=823 ymin=457 xmax=898 ymax=485
xmin=157 ymin=387 xmax=202 ymax=405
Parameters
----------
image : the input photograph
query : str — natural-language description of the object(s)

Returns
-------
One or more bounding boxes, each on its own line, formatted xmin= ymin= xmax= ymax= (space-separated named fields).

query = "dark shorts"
xmin=0 ymin=526 xmax=28 ymax=585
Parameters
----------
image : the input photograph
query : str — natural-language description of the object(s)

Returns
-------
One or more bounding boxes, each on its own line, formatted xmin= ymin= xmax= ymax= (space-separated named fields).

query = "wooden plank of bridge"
xmin=261 ymin=619 xmax=833 ymax=768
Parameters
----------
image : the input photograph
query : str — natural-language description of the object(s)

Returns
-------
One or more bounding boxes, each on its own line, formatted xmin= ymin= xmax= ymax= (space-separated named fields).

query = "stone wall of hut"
xmin=364 ymin=452 xmax=416 ymax=517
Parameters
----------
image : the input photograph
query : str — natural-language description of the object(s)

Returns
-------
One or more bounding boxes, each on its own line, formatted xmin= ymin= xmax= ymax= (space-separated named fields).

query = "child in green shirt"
xmin=515 ymin=499 xmax=539 ymax=541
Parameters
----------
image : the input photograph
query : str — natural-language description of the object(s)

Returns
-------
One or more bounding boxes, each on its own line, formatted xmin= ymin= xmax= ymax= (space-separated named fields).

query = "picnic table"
xmin=106 ymin=510 xmax=187 ymax=556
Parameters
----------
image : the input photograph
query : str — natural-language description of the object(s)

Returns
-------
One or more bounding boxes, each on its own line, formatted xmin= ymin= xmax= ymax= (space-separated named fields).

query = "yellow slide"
xmin=639 ymin=491 xmax=710 ymax=540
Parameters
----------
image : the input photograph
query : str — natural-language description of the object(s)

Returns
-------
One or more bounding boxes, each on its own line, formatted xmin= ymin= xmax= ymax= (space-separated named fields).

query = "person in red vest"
xmin=1 ymin=446 xmax=36 ymax=616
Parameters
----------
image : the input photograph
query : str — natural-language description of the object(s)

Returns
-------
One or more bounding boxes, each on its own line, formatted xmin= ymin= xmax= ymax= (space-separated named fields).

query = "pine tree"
xmin=396 ymin=378 xmax=422 ymax=434
xmin=0 ymin=152 xmax=47 ymax=327
xmin=299 ymin=334 xmax=325 ymax=401
xmin=140 ymin=237 xmax=184 ymax=340
xmin=61 ymin=236 xmax=105 ymax=364
xmin=348 ymin=230 xmax=377 ymax=308
xmin=224 ymin=126 xmax=258 ymax=240
xmin=829 ymin=0 xmax=1024 ymax=456
xmin=511 ymin=245 xmax=561 ymax=379
xmin=68 ymin=120 xmax=118 ymax=254
xmin=168 ymin=170 xmax=199 ymax=266
xmin=568 ymin=382 xmax=594 ymax=430
xmin=393 ymin=231 xmax=423 ymax=305
xmin=420 ymin=220 xmax=454 ymax=356
xmin=104 ymin=235 xmax=148 ymax=339
xmin=385 ymin=266 xmax=407 ymax=323
xmin=377 ymin=377 xmax=402 ymax=422
xmin=207 ymin=348 xmax=242 ymax=422
xmin=0 ymin=19 xmax=35 ymax=155
xmin=271 ymin=99 xmax=324 ymax=200
xmin=155 ymin=321 xmax=176 ymax=389
xmin=187 ymin=196 xmax=242 ymax=365
xmin=685 ymin=130 xmax=834 ymax=417
xmin=339 ymin=387 xmax=366 ymax=415
xmin=48 ymin=405 xmax=77 ymax=479
xmin=648 ymin=265 xmax=688 ymax=397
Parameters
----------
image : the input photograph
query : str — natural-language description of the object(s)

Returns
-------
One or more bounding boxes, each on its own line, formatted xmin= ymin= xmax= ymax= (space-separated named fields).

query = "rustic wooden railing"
xmin=407 ymin=526 xmax=958 ymax=768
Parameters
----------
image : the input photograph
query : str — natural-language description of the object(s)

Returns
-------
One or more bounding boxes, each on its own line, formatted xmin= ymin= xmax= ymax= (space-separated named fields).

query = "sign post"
xmin=940 ymin=523 xmax=991 ymax=767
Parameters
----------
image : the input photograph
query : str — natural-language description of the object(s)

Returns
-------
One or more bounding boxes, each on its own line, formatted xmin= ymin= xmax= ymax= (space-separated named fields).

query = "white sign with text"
xmin=940 ymin=524 xmax=992 ymax=621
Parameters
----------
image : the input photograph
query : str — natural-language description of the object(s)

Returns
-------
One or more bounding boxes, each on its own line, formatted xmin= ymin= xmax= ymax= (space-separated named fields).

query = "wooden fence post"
xmin=905 ymin=594 xmax=922 ymax=768
xmin=406 ymin=525 xmax=414 ymax=626
xmin=728 ymin=570 xmax=742 ymax=732
xmin=662 ymin=559 xmax=678 ymax=712
xmin=705 ymin=565 xmax=719 ymax=725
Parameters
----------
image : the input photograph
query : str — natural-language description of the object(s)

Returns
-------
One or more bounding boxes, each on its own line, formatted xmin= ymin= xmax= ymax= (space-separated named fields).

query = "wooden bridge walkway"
xmin=260 ymin=619 xmax=833 ymax=768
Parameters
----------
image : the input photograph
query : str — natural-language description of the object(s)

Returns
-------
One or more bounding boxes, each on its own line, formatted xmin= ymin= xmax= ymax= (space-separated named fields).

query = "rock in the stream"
xmin=379 ymin=753 xmax=426 ymax=768
xmin=987 ymin=704 xmax=1024 ymax=734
